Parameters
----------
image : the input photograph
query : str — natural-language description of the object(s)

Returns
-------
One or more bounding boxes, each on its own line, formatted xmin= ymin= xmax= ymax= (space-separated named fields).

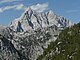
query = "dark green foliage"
xmin=37 ymin=23 xmax=80 ymax=60
xmin=77 ymin=22 xmax=80 ymax=27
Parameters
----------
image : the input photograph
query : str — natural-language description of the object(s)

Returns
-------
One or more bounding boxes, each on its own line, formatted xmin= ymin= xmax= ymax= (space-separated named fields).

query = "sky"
xmin=0 ymin=0 xmax=80 ymax=25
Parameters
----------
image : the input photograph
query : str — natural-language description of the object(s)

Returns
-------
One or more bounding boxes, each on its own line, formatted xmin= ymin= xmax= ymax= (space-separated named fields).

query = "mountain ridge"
xmin=9 ymin=8 xmax=72 ymax=32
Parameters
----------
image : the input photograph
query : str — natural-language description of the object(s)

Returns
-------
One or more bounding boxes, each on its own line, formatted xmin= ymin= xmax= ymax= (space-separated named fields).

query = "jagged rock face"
xmin=0 ymin=8 xmax=73 ymax=60
xmin=10 ymin=8 xmax=72 ymax=32
xmin=0 ymin=34 xmax=20 ymax=60
xmin=11 ymin=26 xmax=61 ymax=60
xmin=0 ymin=25 xmax=61 ymax=60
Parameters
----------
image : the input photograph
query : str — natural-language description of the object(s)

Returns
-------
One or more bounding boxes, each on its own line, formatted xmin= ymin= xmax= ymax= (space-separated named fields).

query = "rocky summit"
xmin=0 ymin=7 xmax=73 ymax=60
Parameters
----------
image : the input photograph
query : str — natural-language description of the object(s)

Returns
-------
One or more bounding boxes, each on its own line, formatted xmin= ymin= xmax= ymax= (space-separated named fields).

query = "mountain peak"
xmin=9 ymin=9 xmax=73 ymax=32
xmin=24 ymin=7 xmax=33 ymax=14
xmin=48 ymin=10 xmax=54 ymax=14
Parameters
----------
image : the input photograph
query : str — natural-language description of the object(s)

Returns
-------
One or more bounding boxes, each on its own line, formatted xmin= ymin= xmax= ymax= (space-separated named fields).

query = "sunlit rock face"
xmin=10 ymin=8 xmax=72 ymax=32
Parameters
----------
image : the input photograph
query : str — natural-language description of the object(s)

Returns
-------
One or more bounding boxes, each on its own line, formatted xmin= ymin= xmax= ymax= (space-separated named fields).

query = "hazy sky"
xmin=0 ymin=0 xmax=80 ymax=25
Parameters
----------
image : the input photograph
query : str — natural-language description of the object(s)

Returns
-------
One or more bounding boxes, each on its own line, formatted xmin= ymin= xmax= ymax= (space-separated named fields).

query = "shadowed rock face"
xmin=0 ymin=34 xmax=28 ymax=60
xmin=0 ymin=8 xmax=73 ymax=60
xmin=16 ymin=21 xmax=24 ymax=32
